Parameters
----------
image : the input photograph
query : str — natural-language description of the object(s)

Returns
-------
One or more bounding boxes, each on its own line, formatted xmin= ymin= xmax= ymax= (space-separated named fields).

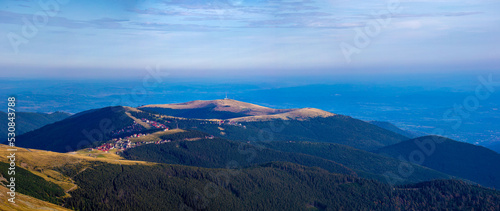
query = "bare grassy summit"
xmin=229 ymin=108 xmax=335 ymax=122
xmin=140 ymin=99 xmax=335 ymax=121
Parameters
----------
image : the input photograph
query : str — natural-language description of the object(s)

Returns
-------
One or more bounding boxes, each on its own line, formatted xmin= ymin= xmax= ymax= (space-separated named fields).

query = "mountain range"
xmin=2 ymin=99 xmax=499 ymax=210
xmin=16 ymin=100 xmax=408 ymax=152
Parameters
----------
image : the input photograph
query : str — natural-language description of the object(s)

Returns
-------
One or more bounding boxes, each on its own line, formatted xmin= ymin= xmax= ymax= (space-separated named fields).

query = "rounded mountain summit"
xmin=140 ymin=99 xmax=336 ymax=121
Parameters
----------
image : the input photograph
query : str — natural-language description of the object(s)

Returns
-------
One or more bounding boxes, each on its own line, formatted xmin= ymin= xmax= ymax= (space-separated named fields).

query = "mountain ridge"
xmin=16 ymin=106 xmax=135 ymax=152
xmin=368 ymin=120 xmax=427 ymax=138
xmin=376 ymin=135 xmax=500 ymax=189
xmin=0 ymin=111 xmax=71 ymax=139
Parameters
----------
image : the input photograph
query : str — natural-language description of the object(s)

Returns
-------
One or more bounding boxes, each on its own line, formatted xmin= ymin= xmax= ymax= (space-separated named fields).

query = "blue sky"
xmin=0 ymin=0 xmax=499 ymax=78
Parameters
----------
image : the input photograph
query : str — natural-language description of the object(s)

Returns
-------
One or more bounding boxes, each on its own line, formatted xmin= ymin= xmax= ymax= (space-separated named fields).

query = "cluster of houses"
xmin=222 ymin=120 xmax=243 ymax=126
xmin=93 ymin=136 xmax=172 ymax=153
xmin=91 ymin=117 xmax=226 ymax=154
xmin=111 ymin=118 xmax=169 ymax=137
xmin=141 ymin=118 xmax=168 ymax=129
xmin=199 ymin=120 xmax=244 ymax=127
xmin=93 ymin=118 xmax=172 ymax=153
xmin=111 ymin=122 xmax=145 ymax=136
xmin=92 ymin=133 xmax=216 ymax=153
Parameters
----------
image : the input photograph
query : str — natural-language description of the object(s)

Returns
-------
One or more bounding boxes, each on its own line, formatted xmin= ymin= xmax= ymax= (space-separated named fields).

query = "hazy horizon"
xmin=1 ymin=0 xmax=499 ymax=78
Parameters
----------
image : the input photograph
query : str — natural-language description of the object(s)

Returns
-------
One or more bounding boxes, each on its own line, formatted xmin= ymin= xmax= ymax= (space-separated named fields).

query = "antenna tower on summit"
xmin=224 ymin=92 xmax=229 ymax=100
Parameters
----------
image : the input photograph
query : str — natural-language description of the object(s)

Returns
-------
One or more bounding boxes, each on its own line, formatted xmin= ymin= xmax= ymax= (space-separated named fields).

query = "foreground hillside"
xmin=0 ymin=144 xmax=152 ymax=195
xmin=376 ymin=135 xmax=500 ymax=189
xmin=0 ymin=162 xmax=66 ymax=204
xmin=0 ymin=186 xmax=71 ymax=211
xmin=63 ymin=161 xmax=500 ymax=210
xmin=1 ymin=144 xmax=499 ymax=210
xmin=0 ymin=144 xmax=153 ymax=211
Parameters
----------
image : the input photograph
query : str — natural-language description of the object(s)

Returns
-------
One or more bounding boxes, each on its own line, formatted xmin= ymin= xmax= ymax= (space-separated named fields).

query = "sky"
xmin=0 ymin=0 xmax=499 ymax=78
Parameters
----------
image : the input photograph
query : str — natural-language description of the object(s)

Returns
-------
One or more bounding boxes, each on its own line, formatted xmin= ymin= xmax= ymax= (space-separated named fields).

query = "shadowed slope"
xmin=376 ymin=135 xmax=500 ymax=189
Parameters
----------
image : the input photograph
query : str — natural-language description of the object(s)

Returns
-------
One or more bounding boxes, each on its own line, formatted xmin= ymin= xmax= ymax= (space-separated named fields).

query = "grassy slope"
xmin=0 ymin=162 xmax=65 ymax=204
xmin=0 ymin=144 xmax=153 ymax=195
xmin=140 ymin=106 xmax=250 ymax=119
xmin=140 ymin=99 xmax=294 ymax=115
xmin=228 ymin=108 xmax=335 ymax=122
xmin=140 ymin=99 xmax=337 ymax=121
xmin=124 ymin=109 xmax=151 ymax=129
xmin=0 ymin=145 xmax=154 ymax=208
xmin=128 ymin=129 xmax=186 ymax=143
xmin=0 ymin=186 xmax=71 ymax=211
